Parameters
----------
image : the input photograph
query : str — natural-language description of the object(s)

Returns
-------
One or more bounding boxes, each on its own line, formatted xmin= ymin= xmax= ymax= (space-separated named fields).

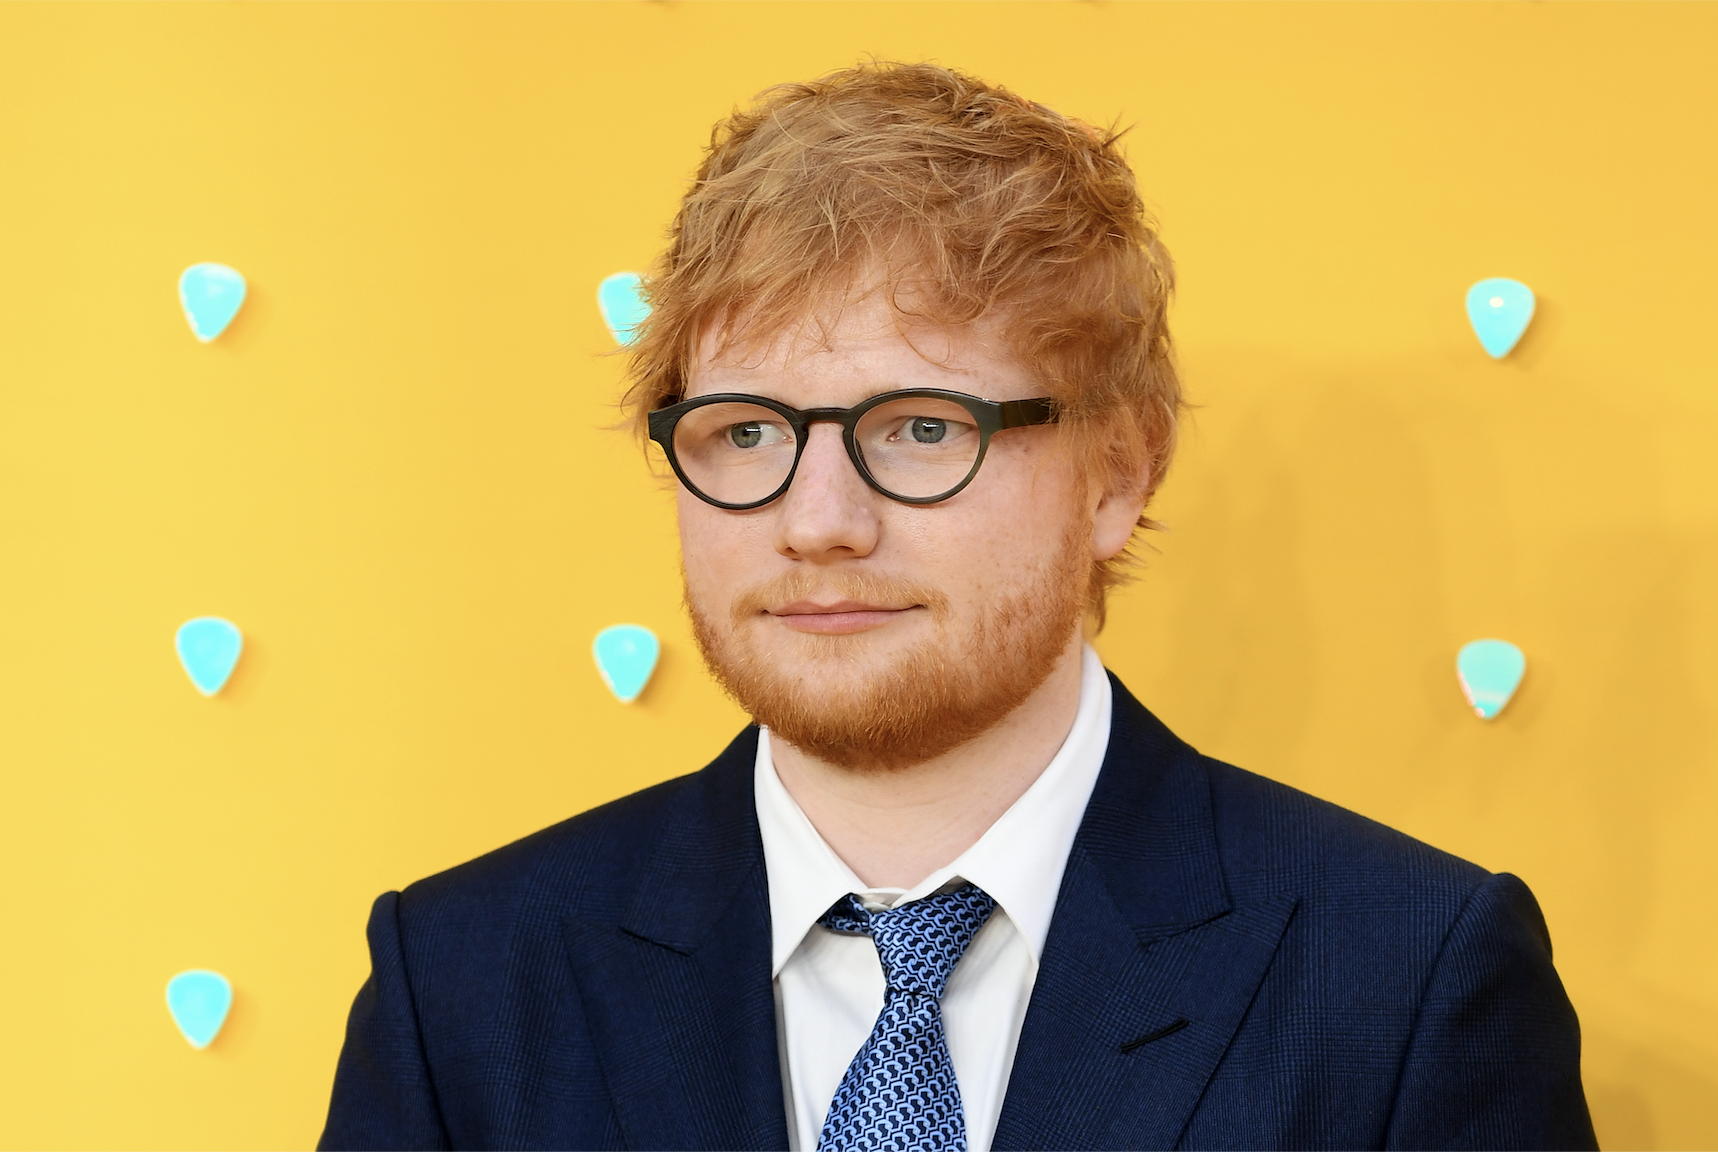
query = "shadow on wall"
xmin=1586 ymin=1023 xmax=1718 ymax=1150
xmin=1097 ymin=339 xmax=1718 ymax=1149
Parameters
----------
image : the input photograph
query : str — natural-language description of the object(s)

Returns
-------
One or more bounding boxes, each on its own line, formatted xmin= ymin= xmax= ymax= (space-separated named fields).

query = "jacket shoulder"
xmin=1105 ymin=674 xmax=1492 ymax=912
xmin=392 ymin=726 xmax=760 ymax=947
xmin=1200 ymin=753 xmax=1492 ymax=916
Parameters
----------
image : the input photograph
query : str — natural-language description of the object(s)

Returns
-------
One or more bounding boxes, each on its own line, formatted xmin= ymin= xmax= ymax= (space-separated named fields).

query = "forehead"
xmin=687 ymin=288 xmax=1026 ymax=404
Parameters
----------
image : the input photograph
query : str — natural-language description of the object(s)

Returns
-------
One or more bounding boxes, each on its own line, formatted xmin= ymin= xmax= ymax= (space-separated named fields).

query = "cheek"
xmin=907 ymin=455 xmax=1086 ymax=591
xmin=676 ymin=491 xmax=730 ymax=589
xmin=677 ymin=491 xmax=771 ymax=596
xmin=981 ymin=440 xmax=1087 ymax=550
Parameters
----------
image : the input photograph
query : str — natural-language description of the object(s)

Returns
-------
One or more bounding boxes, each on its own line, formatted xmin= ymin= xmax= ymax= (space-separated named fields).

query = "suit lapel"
xmin=561 ymin=728 xmax=789 ymax=1151
xmin=993 ymin=679 xmax=1297 ymax=1151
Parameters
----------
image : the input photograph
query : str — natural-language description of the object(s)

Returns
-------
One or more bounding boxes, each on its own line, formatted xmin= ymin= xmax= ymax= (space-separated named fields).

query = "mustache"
xmin=728 ymin=569 xmax=950 ymax=625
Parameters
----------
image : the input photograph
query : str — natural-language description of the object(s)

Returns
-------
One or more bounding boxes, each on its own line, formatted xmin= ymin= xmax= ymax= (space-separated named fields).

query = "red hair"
xmin=623 ymin=61 xmax=1181 ymax=623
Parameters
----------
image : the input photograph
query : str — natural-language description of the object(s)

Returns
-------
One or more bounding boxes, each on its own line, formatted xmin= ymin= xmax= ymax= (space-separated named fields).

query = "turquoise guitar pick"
xmin=178 ymin=263 xmax=248 ymax=343
xmin=175 ymin=617 xmax=243 ymax=696
xmin=593 ymin=624 xmax=659 ymax=703
xmin=165 ymin=970 xmax=232 ymax=1050
xmin=1465 ymin=278 xmax=1535 ymax=358
xmin=597 ymin=272 xmax=649 ymax=347
xmin=1456 ymin=639 xmax=1526 ymax=720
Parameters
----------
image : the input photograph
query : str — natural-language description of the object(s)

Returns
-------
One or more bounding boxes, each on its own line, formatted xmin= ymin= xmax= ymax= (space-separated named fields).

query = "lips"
xmin=768 ymin=598 xmax=919 ymax=635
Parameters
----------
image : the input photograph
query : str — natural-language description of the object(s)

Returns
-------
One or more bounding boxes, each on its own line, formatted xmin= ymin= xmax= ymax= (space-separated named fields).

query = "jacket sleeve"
xmin=1384 ymin=872 xmax=1597 ymax=1151
xmin=319 ymin=891 xmax=452 ymax=1151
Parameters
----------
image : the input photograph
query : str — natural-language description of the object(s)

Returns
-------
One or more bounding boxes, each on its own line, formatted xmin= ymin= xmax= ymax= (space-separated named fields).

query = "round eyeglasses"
xmin=647 ymin=388 xmax=1060 ymax=510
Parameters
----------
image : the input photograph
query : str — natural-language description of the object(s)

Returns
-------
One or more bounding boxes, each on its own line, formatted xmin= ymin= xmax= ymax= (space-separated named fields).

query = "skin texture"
xmin=678 ymin=287 xmax=1148 ymax=888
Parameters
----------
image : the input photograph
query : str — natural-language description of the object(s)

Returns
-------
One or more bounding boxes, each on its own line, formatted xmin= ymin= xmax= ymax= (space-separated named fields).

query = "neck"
xmin=768 ymin=633 xmax=1087 ymax=889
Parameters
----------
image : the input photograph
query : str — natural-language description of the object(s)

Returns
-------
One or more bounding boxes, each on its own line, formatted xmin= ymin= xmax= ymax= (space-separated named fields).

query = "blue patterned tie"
xmin=816 ymin=883 xmax=998 ymax=1152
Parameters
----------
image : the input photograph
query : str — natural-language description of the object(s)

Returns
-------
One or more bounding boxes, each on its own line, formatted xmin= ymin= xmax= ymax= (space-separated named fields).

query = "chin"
xmin=756 ymin=616 xmax=931 ymax=675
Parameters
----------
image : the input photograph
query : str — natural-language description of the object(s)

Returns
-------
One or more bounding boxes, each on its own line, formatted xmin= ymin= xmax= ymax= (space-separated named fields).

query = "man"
xmin=320 ymin=63 xmax=1595 ymax=1151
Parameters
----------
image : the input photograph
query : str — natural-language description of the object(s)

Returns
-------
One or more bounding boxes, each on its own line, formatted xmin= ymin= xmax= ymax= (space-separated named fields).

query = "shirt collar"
xmin=756 ymin=645 xmax=1113 ymax=977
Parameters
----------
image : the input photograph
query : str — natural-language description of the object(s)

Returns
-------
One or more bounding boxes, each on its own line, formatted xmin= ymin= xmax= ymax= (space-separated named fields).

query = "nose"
xmin=772 ymin=422 xmax=882 ymax=561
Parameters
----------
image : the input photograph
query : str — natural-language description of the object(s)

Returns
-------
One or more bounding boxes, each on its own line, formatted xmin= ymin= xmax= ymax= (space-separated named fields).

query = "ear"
xmin=1089 ymin=459 xmax=1152 ymax=563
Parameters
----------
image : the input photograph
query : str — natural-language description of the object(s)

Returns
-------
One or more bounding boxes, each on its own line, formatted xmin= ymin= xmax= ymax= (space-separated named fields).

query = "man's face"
xmin=678 ymin=286 xmax=1101 ymax=771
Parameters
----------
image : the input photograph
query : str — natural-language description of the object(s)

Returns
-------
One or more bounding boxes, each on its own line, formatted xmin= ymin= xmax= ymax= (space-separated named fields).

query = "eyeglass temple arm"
xmin=996 ymin=397 xmax=1058 ymax=428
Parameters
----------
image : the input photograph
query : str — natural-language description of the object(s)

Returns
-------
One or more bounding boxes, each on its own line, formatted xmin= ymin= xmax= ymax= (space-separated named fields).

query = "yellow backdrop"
xmin=2 ymin=3 xmax=1714 ymax=1147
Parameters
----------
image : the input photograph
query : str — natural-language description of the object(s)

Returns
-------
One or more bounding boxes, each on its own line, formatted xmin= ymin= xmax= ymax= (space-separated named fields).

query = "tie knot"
xmin=818 ymin=883 xmax=996 ymax=997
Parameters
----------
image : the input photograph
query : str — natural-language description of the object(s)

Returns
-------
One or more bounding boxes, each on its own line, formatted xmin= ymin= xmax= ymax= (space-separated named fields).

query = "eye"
xmin=909 ymin=417 xmax=947 ymax=443
xmin=727 ymin=421 xmax=787 ymax=449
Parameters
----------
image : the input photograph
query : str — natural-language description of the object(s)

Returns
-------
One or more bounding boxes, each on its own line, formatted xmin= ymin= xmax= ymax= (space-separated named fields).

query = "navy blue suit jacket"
xmin=320 ymin=677 xmax=1595 ymax=1150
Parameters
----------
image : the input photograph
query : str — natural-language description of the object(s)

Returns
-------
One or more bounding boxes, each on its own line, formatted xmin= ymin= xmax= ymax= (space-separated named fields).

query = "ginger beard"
xmin=686 ymin=515 xmax=1091 ymax=773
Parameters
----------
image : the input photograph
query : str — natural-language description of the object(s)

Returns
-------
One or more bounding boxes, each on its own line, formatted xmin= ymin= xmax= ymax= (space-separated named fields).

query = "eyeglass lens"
xmin=671 ymin=396 xmax=986 ymax=505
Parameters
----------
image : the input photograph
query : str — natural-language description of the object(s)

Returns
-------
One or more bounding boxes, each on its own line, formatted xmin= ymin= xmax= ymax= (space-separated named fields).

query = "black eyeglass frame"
xmin=647 ymin=388 xmax=1060 ymax=510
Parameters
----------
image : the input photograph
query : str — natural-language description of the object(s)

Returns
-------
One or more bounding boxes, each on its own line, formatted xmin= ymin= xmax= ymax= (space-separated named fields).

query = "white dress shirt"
xmin=755 ymin=645 xmax=1114 ymax=1152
